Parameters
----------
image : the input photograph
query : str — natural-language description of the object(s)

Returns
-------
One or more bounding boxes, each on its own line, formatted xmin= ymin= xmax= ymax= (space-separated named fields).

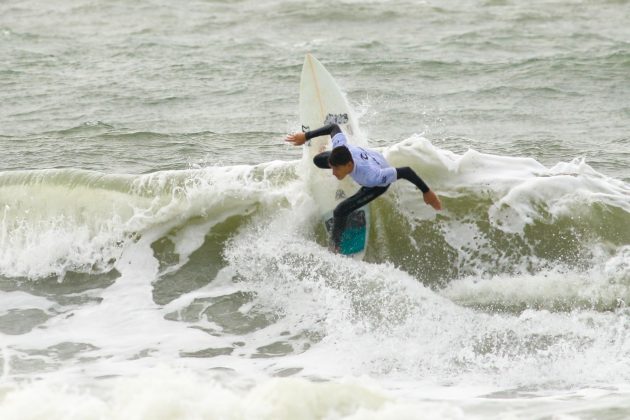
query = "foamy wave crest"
xmin=3 ymin=367 xmax=630 ymax=420
xmin=0 ymin=368 xmax=471 ymax=420
xmin=1 ymin=136 xmax=628 ymax=285
xmin=0 ymin=162 xmax=297 ymax=279
xmin=380 ymin=136 xmax=630 ymax=280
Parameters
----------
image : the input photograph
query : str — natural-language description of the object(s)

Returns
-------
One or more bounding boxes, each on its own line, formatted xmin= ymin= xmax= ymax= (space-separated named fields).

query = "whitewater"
xmin=1 ymin=138 xmax=629 ymax=419
xmin=2 ymin=0 xmax=630 ymax=418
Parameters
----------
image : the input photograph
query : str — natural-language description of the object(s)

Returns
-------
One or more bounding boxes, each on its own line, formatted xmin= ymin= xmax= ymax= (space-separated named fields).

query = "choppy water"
xmin=1 ymin=0 xmax=629 ymax=419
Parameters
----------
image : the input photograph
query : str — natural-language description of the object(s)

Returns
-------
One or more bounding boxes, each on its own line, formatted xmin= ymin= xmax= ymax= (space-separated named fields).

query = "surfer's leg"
xmin=313 ymin=151 xmax=332 ymax=168
xmin=331 ymin=185 xmax=389 ymax=247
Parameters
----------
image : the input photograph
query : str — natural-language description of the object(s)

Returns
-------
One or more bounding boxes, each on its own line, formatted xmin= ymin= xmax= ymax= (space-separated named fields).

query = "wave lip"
xmin=0 ymin=160 xmax=296 ymax=280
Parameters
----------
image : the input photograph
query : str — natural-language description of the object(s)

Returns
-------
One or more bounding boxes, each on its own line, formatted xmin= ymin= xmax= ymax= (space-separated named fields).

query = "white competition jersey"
xmin=332 ymin=133 xmax=397 ymax=187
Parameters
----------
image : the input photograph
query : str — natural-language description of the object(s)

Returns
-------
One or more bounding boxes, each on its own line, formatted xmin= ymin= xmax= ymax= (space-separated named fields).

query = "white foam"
xmin=0 ymin=292 xmax=54 ymax=314
xmin=0 ymin=137 xmax=629 ymax=415
xmin=0 ymin=162 xmax=305 ymax=381
xmin=0 ymin=367 xmax=480 ymax=420
xmin=0 ymin=162 xmax=295 ymax=279
xmin=219 ymin=186 xmax=630 ymax=390
xmin=383 ymin=138 xmax=630 ymax=234
xmin=3 ymin=368 xmax=630 ymax=420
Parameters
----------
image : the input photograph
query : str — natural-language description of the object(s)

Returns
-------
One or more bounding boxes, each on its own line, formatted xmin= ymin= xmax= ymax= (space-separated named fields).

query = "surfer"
xmin=286 ymin=123 xmax=441 ymax=252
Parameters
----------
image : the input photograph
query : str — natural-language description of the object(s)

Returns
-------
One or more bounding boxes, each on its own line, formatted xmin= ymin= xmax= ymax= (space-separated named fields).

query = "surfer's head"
xmin=329 ymin=146 xmax=354 ymax=180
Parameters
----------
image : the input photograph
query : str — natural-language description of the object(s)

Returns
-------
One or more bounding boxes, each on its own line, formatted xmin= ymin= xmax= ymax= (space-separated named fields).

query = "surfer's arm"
xmin=305 ymin=123 xmax=342 ymax=140
xmin=396 ymin=167 xmax=442 ymax=210
xmin=285 ymin=124 xmax=343 ymax=146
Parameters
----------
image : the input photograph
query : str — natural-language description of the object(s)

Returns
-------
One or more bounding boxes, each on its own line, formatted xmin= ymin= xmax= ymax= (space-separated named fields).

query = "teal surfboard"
xmin=324 ymin=208 xmax=368 ymax=255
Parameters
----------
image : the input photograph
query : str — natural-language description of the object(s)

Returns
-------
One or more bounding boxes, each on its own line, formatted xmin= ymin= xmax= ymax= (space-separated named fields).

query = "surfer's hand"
xmin=285 ymin=132 xmax=307 ymax=146
xmin=423 ymin=190 xmax=442 ymax=211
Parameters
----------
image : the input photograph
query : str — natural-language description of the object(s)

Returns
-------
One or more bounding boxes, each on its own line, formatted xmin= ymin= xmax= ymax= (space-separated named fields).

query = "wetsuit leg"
xmin=331 ymin=185 xmax=389 ymax=247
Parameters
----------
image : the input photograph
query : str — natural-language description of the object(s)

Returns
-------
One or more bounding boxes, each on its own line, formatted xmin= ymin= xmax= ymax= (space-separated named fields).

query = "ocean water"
xmin=1 ymin=0 xmax=630 ymax=418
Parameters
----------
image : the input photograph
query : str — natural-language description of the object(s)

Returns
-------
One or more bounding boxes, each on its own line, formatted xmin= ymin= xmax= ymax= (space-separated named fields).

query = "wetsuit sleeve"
xmin=304 ymin=123 xmax=342 ymax=140
xmin=396 ymin=167 xmax=430 ymax=193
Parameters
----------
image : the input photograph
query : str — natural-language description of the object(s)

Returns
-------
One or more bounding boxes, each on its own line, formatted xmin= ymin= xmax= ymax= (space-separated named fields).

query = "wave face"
xmin=2 ymin=138 xmax=628 ymax=285
xmin=0 ymin=161 xmax=290 ymax=279
xmin=0 ymin=138 xmax=629 ymax=420
xmin=2 ymin=0 xmax=630 ymax=417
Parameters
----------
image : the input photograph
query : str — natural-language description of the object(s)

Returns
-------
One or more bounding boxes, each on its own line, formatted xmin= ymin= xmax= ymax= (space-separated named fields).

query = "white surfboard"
xmin=299 ymin=54 xmax=370 ymax=258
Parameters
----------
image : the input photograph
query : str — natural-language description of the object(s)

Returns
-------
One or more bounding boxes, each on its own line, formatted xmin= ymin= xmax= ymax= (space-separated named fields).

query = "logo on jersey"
xmin=335 ymin=189 xmax=346 ymax=200
xmin=360 ymin=152 xmax=368 ymax=160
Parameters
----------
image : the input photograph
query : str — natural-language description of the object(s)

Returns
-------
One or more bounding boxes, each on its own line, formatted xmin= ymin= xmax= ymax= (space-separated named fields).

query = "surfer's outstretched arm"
xmin=285 ymin=124 xmax=342 ymax=146
xmin=396 ymin=167 xmax=430 ymax=193
xmin=304 ymin=123 xmax=342 ymax=140
xmin=396 ymin=167 xmax=442 ymax=210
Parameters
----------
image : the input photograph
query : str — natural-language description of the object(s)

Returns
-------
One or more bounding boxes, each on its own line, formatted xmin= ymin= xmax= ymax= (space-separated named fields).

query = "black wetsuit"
xmin=306 ymin=124 xmax=431 ymax=248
